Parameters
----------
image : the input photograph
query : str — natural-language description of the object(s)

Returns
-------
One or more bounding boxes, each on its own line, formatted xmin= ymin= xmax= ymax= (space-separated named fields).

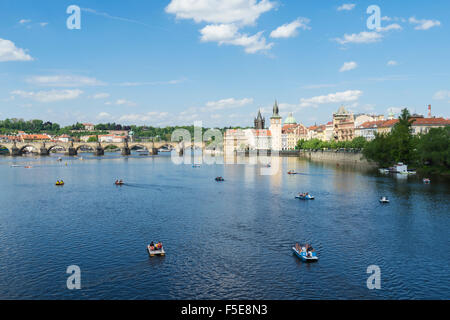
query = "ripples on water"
xmin=0 ymin=153 xmax=449 ymax=299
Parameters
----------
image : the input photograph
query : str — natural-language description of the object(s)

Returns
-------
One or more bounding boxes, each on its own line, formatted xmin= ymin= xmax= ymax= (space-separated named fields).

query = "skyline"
xmin=1 ymin=0 xmax=449 ymax=127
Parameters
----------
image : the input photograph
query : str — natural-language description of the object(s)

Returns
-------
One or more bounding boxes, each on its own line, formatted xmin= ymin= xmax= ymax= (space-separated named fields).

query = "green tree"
xmin=417 ymin=127 xmax=450 ymax=171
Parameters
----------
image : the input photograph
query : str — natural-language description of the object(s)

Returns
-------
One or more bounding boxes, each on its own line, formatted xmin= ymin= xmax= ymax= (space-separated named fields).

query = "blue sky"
xmin=0 ymin=0 xmax=449 ymax=127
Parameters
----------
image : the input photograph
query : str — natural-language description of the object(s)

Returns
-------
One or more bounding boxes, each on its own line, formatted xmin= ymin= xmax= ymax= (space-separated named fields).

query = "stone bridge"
xmin=0 ymin=140 xmax=206 ymax=156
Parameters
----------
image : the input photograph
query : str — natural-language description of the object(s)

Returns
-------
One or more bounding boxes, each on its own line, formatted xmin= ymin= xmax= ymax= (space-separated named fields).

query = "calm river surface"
xmin=0 ymin=153 xmax=449 ymax=299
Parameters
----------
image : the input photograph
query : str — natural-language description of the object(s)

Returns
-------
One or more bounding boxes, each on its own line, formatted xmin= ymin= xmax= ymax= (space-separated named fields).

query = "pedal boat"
xmin=296 ymin=194 xmax=315 ymax=200
xmin=292 ymin=247 xmax=318 ymax=262
xmin=147 ymin=245 xmax=165 ymax=257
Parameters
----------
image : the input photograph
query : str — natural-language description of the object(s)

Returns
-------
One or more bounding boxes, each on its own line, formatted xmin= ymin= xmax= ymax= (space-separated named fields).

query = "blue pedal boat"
xmin=292 ymin=247 xmax=318 ymax=262
xmin=295 ymin=194 xmax=315 ymax=200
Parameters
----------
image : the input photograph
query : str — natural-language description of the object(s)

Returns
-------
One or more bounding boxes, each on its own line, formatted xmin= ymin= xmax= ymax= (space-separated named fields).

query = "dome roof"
xmin=284 ymin=112 xmax=297 ymax=124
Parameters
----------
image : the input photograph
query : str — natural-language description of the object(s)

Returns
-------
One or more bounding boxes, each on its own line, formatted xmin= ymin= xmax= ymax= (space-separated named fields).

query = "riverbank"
xmin=299 ymin=149 xmax=377 ymax=168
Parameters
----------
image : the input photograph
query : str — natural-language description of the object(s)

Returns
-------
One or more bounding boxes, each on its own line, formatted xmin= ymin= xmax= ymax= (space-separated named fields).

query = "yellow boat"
xmin=55 ymin=181 xmax=65 ymax=186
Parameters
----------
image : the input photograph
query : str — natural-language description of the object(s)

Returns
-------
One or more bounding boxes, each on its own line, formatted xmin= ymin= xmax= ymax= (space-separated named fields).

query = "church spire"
xmin=271 ymin=99 xmax=281 ymax=119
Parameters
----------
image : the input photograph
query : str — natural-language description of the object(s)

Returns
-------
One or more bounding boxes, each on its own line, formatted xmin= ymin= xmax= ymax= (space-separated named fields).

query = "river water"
xmin=0 ymin=152 xmax=449 ymax=299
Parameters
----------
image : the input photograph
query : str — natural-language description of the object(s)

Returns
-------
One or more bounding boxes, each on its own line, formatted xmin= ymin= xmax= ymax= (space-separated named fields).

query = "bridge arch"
xmin=129 ymin=144 xmax=149 ymax=150
xmin=0 ymin=144 xmax=10 ymax=155
xmin=47 ymin=145 xmax=67 ymax=153
xmin=103 ymin=144 xmax=121 ymax=150
xmin=19 ymin=145 xmax=39 ymax=154
xmin=76 ymin=144 xmax=95 ymax=152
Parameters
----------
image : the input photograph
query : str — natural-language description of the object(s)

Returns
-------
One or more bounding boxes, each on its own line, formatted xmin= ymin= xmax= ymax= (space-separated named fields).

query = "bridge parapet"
xmin=0 ymin=140 xmax=199 ymax=156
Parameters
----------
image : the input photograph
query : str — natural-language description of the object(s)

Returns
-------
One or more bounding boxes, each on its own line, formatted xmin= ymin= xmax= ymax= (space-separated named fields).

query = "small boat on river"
xmin=379 ymin=196 xmax=390 ymax=203
xmin=215 ymin=176 xmax=225 ymax=182
xmin=287 ymin=170 xmax=298 ymax=175
xmin=115 ymin=180 xmax=124 ymax=186
xmin=55 ymin=181 xmax=65 ymax=186
xmin=292 ymin=244 xmax=318 ymax=262
xmin=296 ymin=193 xmax=315 ymax=200
xmin=423 ymin=178 xmax=431 ymax=184
xmin=147 ymin=242 xmax=165 ymax=257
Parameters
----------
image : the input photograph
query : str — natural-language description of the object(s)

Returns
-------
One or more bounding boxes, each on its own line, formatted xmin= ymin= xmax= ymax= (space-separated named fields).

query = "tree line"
xmin=296 ymin=109 xmax=449 ymax=174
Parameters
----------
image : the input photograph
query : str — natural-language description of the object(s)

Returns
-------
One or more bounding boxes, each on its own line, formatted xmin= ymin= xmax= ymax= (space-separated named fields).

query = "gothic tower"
xmin=254 ymin=110 xmax=265 ymax=129
xmin=269 ymin=100 xmax=282 ymax=151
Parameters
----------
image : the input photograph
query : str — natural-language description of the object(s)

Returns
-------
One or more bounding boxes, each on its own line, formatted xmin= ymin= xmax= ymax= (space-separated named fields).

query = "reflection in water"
xmin=0 ymin=153 xmax=449 ymax=299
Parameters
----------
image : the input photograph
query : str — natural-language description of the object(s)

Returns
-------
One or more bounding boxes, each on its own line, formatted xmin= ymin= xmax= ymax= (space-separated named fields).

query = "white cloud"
xmin=382 ymin=16 xmax=406 ymax=23
xmin=433 ymin=90 xmax=450 ymax=100
xmin=11 ymin=89 xmax=83 ymax=102
xmin=299 ymin=90 xmax=363 ymax=108
xmin=377 ymin=23 xmax=402 ymax=32
xmin=0 ymin=38 xmax=34 ymax=62
xmin=200 ymin=24 xmax=239 ymax=42
xmin=92 ymin=93 xmax=110 ymax=99
xmin=337 ymin=4 xmax=356 ymax=11
xmin=270 ymin=18 xmax=310 ymax=39
xmin=119 ymin=78 xmax=186 ymax=86
xmin=409 ymin=17 xmax=441 ymax=30
xmin=334 ymin=22 xmax=402 ymax=45
xmin=167 ymin=1 xmax=275 ymax=54
xmin=387 ymin=60 xmax=398 ymax=66
xmin=200 ymin=24 xmax=273 ymax=53
xmin=97 ymin=112 xmax=112 ymax=119
xmin=19 ymin=19 xmax=31 ymax=24
xmin=118 ymin=112 xmax=169 ymax=123
xmin=39 ymin=22 xmax=49 ymax=27
xmin=26 ymin=75 xmax=105 ymax=87
xmin=339 ymin=61 xmax=358 ymax=72
xmin=334 ymin=31 xmax=383 ymax=45
xmin=165 ymin=0 xmax=275 ymax=26
xmin=204 ymin=97 xmax=253 ymax=111
xmin=115 ymin=99 xmax=137 ymax=107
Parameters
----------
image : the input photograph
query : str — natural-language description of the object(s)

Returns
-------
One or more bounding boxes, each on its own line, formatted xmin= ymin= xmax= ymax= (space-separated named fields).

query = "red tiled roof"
xmin=21 ymin=134 xmax=51 ymax=140
xmin=253 ymin=129 xmax=271 ymax=137
xmin=411 ymin=117 xmax=450 ymax=126
xmin=358 ymin=120 xmax=386 ymax=129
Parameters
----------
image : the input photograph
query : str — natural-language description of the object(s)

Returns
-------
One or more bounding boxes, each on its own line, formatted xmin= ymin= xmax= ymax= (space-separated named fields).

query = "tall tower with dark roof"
xmin=254 ymin=110 xmax=265 ymax=129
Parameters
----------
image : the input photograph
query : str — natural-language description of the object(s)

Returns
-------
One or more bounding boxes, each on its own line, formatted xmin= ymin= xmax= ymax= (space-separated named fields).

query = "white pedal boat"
xmin=147 ymin=245 xmax=165 ymax=256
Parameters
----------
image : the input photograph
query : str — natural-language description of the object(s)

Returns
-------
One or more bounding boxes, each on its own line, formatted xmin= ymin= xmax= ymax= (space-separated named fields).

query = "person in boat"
xmin=119 ymin=179 xmax=123 ymax=184
xmin=115 ymin=180 xmax=119 ymax=184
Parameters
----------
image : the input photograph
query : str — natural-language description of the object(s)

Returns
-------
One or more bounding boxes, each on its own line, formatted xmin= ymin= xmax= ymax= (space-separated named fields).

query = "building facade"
xmin=333 ymin=106 xmax=355 ymax=141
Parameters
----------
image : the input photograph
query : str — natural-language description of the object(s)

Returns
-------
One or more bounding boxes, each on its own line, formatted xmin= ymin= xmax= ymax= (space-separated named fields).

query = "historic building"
xmin=269 ymin=101 xmax=282 ymax=151
xmin=224 ymin=101 xmax=284 ymax=152
xmin=254 ymin=110 xmax=265 ymax=129
xmin=333 ymin=106 xmax=355 ymax=141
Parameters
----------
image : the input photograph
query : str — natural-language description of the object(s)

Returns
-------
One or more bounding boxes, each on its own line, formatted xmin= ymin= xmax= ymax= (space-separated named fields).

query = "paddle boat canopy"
xmin=292 ymin=244 xmax=318 ymax=262
xmin=379 ymin=196 xmax=390 ymax=203
xmin=296 ymin=193 xmax=315 ymax=200
xmin=147 ymin=242 xmax=165 ymax=257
